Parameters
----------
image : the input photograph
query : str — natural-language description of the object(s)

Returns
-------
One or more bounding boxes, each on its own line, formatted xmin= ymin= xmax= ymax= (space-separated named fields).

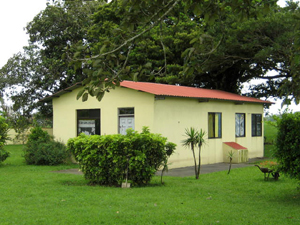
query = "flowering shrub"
xmin=259 ymin=160 xmax=279 ymax=171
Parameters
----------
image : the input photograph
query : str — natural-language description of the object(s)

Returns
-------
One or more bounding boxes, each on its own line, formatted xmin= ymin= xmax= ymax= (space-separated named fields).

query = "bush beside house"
xmin=23 ymin=126 xmax=68 ymax=165
xmin=67 ymin=127 xmax=176 ymax=186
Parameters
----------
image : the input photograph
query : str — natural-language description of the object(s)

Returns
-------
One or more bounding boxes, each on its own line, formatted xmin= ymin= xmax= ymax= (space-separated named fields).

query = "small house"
xmin=41 ymin=81 xmax=272 ymax=169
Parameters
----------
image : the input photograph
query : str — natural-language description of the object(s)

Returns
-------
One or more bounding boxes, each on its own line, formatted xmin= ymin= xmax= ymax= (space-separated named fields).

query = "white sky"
xmin=0 ymin=0 xmax=299 ymax=114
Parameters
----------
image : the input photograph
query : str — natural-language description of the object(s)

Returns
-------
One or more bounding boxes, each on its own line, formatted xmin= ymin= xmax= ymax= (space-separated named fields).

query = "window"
xmin=252 ymin=114 xmax=262 ymax=136
xmin=118 ymin=108 xmax=134 ymax=135
xmin=208 ymin=113 xmax=222 ymax=138
xmin=235 ymin=113 xmax=245 ymax=137
xmin=77 ymin=109 xmax=100 ymax=136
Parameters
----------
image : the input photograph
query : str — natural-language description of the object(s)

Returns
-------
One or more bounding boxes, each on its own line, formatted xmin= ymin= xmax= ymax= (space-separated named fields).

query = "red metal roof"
xmin=40 ymin=80 xmax=273 ymax=104
xmin=224 ymin=142 xmax=247 ymax=150
xmin=120 ymin=81 xmax=272 ymax=104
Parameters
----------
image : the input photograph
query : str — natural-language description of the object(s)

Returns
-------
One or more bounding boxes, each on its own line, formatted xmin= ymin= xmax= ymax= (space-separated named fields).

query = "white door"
xmin=119 ymin=117 xmax=135 ymax=135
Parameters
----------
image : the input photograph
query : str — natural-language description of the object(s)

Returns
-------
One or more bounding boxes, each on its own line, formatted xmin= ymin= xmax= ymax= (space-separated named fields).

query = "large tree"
xmin=72 ymin=0 xmax=300 ymax=103
xmin=3 ymin=0 xmax=295 ymax=116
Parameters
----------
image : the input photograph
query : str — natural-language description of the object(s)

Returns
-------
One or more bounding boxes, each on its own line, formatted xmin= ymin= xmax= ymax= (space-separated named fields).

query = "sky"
xmin=0 ymin=0 xmax=299 ymax=114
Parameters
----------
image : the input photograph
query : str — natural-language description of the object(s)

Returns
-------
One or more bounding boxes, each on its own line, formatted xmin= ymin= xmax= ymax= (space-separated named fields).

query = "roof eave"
xmin=39 ymin=82 xmax=82 ymax=103
xmin=154 ymin=94 xmax=273 ymax=105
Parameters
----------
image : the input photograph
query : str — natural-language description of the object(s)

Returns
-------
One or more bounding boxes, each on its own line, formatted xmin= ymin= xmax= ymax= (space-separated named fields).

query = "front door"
xmin=119 ymin=117 xmax=135 ymax=135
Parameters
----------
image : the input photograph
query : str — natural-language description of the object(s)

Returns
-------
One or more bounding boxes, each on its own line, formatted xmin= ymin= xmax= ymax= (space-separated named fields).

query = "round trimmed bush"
xmin=24 ymin=126 xmax=68 ymax=165
xmin=67 ymin=127 xmax=176 ymax=186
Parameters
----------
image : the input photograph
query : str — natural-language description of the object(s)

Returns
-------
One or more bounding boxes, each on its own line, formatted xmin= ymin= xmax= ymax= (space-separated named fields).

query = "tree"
xmin=0 ymin=116 xmax=10 ymax=164
xmin=187 ymin=1 xmax=300 ymax=102
xmin=0 ymin=0 xmax=103 ymax=117
xmin=182 ymin=127 xmax=206 ymax=179
xmin=0 ymin=98 xmax=31 ymax=144
xmin=1 ymin=0 xmax=284 ymax=115
xmin=71 ymin=0 xmax=278 ymax=102
xmin=275 ymin=112 xmax=300 ymax=181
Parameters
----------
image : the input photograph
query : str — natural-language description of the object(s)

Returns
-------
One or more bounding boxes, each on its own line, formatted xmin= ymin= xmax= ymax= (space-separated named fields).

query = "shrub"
xmin=0 ymin=116 xmax=9 ymax=145
xmin=67 ymin=127 xmax=176 ymax=186
xmin=24 ymin=126 xmax=68 ymax=165
xmin=0 ymin=116 xmax=10 ymax=163
xmin=0 ymin=147 xmax=10 ymax=163
xmin=275 ymin=112 xmax=300 ymax=180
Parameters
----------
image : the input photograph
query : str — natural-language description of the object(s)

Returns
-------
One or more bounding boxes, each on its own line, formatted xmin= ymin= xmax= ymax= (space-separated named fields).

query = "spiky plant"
xmin=182 ymin=127 xmax=206 ymax=179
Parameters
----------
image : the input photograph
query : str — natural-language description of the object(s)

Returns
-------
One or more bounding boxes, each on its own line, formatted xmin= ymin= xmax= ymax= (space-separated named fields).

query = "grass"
xmin=264 ymin=122 xmax=278 ymax=158
xmin=1 ymin=145 xmax=299 ymax=224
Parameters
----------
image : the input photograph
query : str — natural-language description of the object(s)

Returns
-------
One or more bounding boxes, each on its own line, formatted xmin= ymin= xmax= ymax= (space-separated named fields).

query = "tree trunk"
xmin=191 ymin=145 xmax=198 ymax=179
xmin=197 ymin=144 xmax=202 ymax=178
xmin=228 ymin=157 xmax=232 ymax=174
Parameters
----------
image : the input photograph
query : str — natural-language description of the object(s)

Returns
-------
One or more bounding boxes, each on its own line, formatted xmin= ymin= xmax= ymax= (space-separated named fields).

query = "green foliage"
xmin=67 ymin=128 xmax=176 ymax=186
xmin=72 ymin=0 xmax=287 ymax=103
xmin=182 ymin=127 xmax=206 ymax=179
xmin=0 ymin=116 xmax=9 ymax=146
xmin=27 ymin=126 xmax=53 ymax=143
xmin=23 ymin=126 xmax=68 ymax=165
xmin=0 ymin=116 xmax=10 ymax=163
xmin=0 ymin=1 xmax=102 ymax=117
xmin=275 ymin=112 xmax=300 ymax=180
xmin=0 ymin=148 xmax=10 ymax=164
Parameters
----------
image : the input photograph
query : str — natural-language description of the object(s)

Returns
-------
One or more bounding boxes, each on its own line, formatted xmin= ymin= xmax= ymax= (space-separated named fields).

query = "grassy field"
xmin=264 ymin=122 xmax=278 ymax=158
xmin=0 ymin=145 xmax=299 ymax=224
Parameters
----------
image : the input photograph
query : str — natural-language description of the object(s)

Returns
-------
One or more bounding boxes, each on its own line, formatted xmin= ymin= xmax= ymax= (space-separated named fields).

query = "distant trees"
xmin=0 ymin=0 xmax=102 ymax=117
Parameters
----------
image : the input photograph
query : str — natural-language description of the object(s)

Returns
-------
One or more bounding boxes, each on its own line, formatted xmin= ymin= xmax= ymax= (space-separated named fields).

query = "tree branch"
xmin=78 ymin=0 xmax=181 ymax=61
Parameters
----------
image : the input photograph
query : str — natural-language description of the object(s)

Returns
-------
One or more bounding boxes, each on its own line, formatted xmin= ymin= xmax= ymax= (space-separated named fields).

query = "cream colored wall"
xmin=53 ymin=87 xmax=155 ymax=144
xmin=53 ymin=87 xmax=264 ymax=169
xmin=152 ymin=98 xmax=264 ymax=169
xmin=7 ymin=128 xmax=53 ymax=145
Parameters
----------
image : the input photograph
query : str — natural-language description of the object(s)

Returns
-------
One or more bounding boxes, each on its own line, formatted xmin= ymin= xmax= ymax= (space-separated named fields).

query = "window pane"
xmin=208 ymin=113 xmax=222 ymax=138
xmin=208 ymin=113 xmax=214 ymax=138
xmin=77 ymin=110 xmax=89 ymax=118
xmin=256 ymin=114 xmax=262 ymax=136
xmin=89 ymin=109 xmax=100 ymax=118
xmin=236 ymin=113 xmax=245 ymax=137
xmin=119 ymin=108 xmax=134 ymax=115
xmin=252 ymin=114 xmax=262 ymax=136
xmin=78 ymin=109 xmax=100 ymax=118
xmin=77 ymin=109 xmax=100 ymax=135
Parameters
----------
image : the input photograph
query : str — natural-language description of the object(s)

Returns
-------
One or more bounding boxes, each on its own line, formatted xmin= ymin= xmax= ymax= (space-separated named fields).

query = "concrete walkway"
xmin=53 ymin=158 xmax=266 ymax=177
xmin=155 ymin=157 xmax=265 ymax=177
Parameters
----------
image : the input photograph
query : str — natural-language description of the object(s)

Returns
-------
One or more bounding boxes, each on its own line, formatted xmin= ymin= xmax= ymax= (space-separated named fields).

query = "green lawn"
xmin=264 ymin=122 xmax=278 ymax=158
xmin=1 ymin=145 xmax=299 ymax=225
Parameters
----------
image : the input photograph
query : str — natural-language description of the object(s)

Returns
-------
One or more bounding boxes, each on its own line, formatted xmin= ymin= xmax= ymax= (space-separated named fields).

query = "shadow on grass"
xmin=270 ymin=190 xmax=300 ymax=206
xmin=59 ymin=179 xmax=90 ymax=187
xmin=58 ymin=177 xmax=165 ymax=188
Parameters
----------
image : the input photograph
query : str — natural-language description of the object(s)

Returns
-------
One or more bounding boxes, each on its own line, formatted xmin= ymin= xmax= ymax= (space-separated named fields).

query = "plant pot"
xmin=121 ymin=182 xmax=131 ymax=188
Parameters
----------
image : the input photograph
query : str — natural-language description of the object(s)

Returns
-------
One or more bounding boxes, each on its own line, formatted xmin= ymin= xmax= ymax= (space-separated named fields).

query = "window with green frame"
xmin=252 ymin=114 xmax=262 ymax=136
xmin=208 ymin=112 xmax=222 ymax=138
